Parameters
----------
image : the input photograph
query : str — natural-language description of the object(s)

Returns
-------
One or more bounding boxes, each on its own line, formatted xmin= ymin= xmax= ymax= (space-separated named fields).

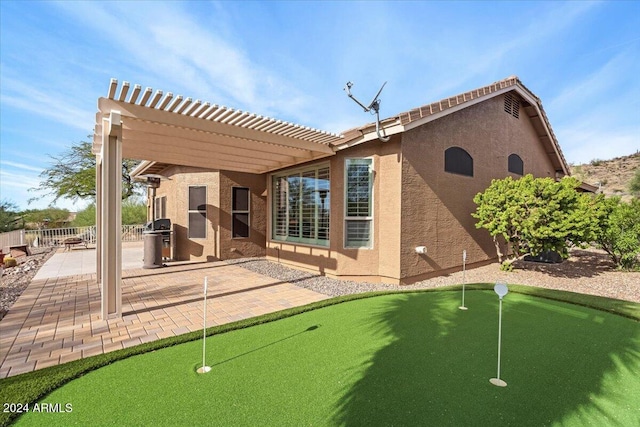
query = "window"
xmin=345 ymin=158 xmax=373 ymax=249
xmin=188 ymin=186 xmax=207 ymax=239
xmin=232 ymin=187 xmax=250 ymax=238
xmin=154 ymin=196 xmax=166 ymax=219
xmin=272 ymin=164 xmax=330 ymax=246
xmin=504 ymin=93 xmax=520 ymax=119
xmin=444 ymin=147 xmax=474 ymax=177
xmin=508 ymin=154 xmax=524 ymax=175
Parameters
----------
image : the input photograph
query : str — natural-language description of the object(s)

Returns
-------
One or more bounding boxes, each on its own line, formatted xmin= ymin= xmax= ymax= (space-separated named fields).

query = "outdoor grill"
xmin=143 ymin=218 xmax=173 ymax=268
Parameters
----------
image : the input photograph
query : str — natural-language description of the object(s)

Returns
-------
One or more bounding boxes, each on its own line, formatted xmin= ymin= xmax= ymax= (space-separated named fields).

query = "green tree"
xmin=0 ymin=200 xmax=21 ymax=231
xmin=594 ymin=197 xmax=640 ymax=270
xmin=31 ymin=139 xmax=143 ymax=204
xmin=72 ymin=199 xmax=147 ymax=227
xmin=71 ymin=204 xmax=97 ymax=227
xmin=473 ymin=174 xmax=599 ymax=263
xmin=122 ymin=199 xmax=147 ymax=225
xmin=22 ymin=207 xmax=70 ymax=229
xmin=629 ymin=168 xmax=640 ymax=197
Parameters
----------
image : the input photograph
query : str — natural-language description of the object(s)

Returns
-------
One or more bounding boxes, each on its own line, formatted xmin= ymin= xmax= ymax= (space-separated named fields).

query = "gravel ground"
xmin=227 ymin=248 xmax=640 ymax=303
xmin=0 ymin=247 xmax=637 ymax=322
xmin=0 ymin=247 xmax=56 ymax=320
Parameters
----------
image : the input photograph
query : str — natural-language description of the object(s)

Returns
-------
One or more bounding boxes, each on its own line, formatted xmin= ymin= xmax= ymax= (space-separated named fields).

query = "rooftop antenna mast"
xmin=344 ymin=81 xmax=390 ymax=142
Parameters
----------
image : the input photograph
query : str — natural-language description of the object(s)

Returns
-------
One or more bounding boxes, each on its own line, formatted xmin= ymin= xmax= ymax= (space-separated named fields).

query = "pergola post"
xmin=100 ymin=111 xmax=123 ymax=319
xmin=95 ymin=149 xmax=102 ymax=285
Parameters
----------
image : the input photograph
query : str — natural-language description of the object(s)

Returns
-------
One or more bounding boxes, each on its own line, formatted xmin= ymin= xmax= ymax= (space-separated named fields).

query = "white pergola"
xmin=93 ymin=79 xmax=342 ymax=319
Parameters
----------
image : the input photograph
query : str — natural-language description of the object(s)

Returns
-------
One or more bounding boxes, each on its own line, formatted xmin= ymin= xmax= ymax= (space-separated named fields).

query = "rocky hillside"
xmin=570 ymin=152 xmax=639 ymax=200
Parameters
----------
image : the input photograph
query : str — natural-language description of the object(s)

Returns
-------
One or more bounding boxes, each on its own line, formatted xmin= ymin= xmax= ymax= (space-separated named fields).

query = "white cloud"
xmin=0 ymin=160 xmax=43 ymax=173
xmin=0 ymin=76 xmax=91 ymax=131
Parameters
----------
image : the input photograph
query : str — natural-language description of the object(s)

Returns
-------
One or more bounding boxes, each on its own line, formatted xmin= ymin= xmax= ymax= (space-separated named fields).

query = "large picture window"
xmin=272 ymin=164 xmax=330 ymax=246
xmin=188 ymin=186 xmax=207 ymax=239
xmin=345 ymin=158 xmax=373 ymax=249
xmin=232 ymin=187 xmax=250 ymax=238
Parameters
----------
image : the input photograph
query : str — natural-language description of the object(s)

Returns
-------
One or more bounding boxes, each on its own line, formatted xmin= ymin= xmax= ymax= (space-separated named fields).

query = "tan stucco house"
xmin=130 ymin=76 xmax=571 ymax=286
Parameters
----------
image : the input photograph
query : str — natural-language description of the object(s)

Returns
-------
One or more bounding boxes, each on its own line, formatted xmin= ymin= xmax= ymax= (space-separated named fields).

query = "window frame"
xmin=270 ymin=163 xmax=331 ymax=248
xmin=188 ymin=185 xmax=207 ymax=239
xmin=231 ymin=187 xmax=250 ymax=239
xmin=344 ymin=157 xmax=374 ymax=250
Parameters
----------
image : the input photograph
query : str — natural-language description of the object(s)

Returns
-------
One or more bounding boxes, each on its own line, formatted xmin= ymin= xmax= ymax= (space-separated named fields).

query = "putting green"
xmin=12 ymin=291 xmax=640 ymax=426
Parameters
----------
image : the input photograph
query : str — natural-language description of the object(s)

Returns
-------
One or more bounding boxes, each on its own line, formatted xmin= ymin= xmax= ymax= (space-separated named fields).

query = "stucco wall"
xmin=154 ymin=166 xmax=220 ymax=261
xmin=399 ymin=93 xmax=556 ymax=282
xmin=218 ymin=171 xmax=267 ymax=259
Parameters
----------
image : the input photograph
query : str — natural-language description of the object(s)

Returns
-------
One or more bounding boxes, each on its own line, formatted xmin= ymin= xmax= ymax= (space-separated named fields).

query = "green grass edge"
xmin=1 ymin=284 xmax=638 ymax=426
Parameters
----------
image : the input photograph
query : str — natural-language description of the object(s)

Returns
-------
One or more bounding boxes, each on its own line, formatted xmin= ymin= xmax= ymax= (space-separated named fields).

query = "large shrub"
xmin=473 ymin=175 xmax=599 ymax=262
xmin=594 ymin=197 xmax=640 ymax=270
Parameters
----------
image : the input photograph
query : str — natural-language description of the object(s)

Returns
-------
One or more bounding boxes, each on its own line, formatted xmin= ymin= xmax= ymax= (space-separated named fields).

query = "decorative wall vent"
xmin=504 ymin=93 xmax=520 ymax=119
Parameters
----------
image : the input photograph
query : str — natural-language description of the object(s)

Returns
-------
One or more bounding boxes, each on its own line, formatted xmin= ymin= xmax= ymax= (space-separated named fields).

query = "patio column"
xmin=100 ymin=111 xmax=123 ymax=319
xmin=95 ymin=151 xmax=102 ymax=284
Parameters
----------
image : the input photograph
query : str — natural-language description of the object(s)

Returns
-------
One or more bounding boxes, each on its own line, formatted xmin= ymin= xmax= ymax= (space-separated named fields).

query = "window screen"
xmin=232 ymin=187 xmax=250 ymax=238
xmin=508 ymin=154 xmax=524 ymax=176
xmin=444 ymin=147 xmax=474 ymax=177
xmin=188 ymin=186 xmax=206 ymax=239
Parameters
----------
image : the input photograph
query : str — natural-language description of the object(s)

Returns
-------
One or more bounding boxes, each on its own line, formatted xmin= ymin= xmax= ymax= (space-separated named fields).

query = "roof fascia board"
xmin=334 ymin=122 xmax=404 ymax=150
xmin=130 ymin=160 xmax=155 ymax=178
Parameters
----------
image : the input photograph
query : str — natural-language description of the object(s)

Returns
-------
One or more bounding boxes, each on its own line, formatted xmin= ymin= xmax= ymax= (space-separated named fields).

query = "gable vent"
xmin=504 ymin=93 xmax=520 ymax=119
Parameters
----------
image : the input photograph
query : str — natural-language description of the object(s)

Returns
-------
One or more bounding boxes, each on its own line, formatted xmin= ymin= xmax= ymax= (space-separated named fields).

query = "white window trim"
xmin=269 ymin=162 xmax=331 ymax=248
xmin=188 ymin=185 xmax=207 ymax=239
xmin=231 ymin=186 xmax=250 ymax=239
xmin=344 ymin=157 xmax=374 ymax=250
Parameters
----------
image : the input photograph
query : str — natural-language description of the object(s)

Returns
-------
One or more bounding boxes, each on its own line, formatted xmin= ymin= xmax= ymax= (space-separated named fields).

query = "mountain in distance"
xmin=570 ymin=151 xmax=639 ymax=201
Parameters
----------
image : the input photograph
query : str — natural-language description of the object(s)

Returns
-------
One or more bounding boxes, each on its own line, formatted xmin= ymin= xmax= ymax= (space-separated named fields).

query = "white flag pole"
xmin=197 ymin=276 xmax=211 ymax=374
xmin=490 ymin=282 xmax=508 ymax=387
xmin=459 ymin=250 xmax=468 ymax=310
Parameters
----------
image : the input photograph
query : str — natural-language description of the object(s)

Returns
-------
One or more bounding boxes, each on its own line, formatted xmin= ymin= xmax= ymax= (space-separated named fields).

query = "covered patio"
xmin=94 ymin=79 xmax=343 ymax=319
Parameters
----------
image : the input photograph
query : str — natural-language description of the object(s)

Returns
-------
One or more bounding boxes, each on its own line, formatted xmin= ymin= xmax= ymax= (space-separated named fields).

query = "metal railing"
xmin=1 ymin=225 xmax=147 ymax=248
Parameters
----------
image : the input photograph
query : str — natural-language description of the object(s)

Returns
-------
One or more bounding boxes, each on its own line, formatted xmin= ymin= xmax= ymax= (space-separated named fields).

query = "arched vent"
xmin=508 ymin=154 xmax=524 ymax=175
xmin=504 ymin=93 xmax=520 ymax=119
xmin=445 ymin=147 xmax=474 ymax=177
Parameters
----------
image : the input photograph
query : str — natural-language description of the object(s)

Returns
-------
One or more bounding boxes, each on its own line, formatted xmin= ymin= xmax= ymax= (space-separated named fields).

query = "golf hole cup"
xmin=490 ymin=282 xmax=508 ymax=387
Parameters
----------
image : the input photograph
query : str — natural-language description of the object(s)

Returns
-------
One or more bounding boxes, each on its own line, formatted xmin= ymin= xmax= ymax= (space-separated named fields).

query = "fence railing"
xmin=0 ymin=225 xmax=146 ymax=249
xmin=0 ymin=229 xmax=25 ymax=250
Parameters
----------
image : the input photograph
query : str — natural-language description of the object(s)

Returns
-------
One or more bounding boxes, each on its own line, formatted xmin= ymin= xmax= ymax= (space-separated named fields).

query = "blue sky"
xmin=1 ymin=0 xmax=638 ymax=211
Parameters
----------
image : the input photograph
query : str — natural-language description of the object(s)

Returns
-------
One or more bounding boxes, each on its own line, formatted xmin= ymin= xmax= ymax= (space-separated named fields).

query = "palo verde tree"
xmin=31 ymin=139 xmax=143 ymax=203
xmin=472 ymin=174 xmax=600 ymax=263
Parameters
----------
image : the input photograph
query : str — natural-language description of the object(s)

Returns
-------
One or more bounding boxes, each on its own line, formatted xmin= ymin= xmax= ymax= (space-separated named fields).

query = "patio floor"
xmin=0 ymin=253 xmax=329 ymax=378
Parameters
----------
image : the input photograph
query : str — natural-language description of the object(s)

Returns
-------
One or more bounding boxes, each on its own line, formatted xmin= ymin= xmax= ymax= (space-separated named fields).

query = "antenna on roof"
xmin=344 ymin=81 xmax=390 ymax=142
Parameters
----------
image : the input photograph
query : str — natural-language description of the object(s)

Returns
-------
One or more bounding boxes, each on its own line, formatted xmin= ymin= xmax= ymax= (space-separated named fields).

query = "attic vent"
xmin=504 ymin=93 xmax=520 ymax=119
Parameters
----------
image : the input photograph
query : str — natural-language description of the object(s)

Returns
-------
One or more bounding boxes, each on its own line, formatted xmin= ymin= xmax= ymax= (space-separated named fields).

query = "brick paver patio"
xmin=0 ymin=260 xmax=329 ymax=378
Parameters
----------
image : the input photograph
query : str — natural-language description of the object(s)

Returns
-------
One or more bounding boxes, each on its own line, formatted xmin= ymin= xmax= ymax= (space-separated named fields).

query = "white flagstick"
xmin=490 ymin=282 xmax=508 ymax=387
xmin=459 ymin=250 xmax=468 ymax=310
xmin=197 ymin=277 xmax=211 ymax=374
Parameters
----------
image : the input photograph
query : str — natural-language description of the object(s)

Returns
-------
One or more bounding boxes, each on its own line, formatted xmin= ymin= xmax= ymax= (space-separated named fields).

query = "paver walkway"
xmin=0 ymin=256 xmax=329 ymax=378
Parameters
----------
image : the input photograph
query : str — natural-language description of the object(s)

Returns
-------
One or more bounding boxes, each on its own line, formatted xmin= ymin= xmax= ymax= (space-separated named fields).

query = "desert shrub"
xmin=594 ymin=197 xmax=640 ymax=270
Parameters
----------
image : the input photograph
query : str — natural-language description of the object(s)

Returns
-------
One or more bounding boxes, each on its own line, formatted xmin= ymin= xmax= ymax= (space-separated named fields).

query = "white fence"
xmin=0 ymin=225 xmax=146 ymax=249
xmin=0 ymin=229 xmax=26 ymax=251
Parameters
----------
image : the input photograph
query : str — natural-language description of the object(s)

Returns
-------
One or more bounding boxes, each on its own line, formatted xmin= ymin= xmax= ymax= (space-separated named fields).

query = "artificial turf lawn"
xmin=9 ymin=290 xmax=640 ymax=426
